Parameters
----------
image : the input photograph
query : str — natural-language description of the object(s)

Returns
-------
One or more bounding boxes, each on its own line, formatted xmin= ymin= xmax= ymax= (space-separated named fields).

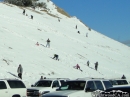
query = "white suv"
xmin=42 ymin=77 xmax=113 ymax=97
xmin=27 ymin=78 xmax=69 ymax=97
xmin=0 ymin=79 xmax=27 ymax=97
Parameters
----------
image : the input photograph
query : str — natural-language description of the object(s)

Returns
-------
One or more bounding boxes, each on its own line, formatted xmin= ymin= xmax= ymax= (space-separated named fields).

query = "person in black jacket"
xmin=23 ymin=9 xmax=25 ymax=15
xmin=53 ymin=54 xmax=59 ymax=61
xmin=121 ymin=74 xmax=126 ymax=79
xmin=95 ymin=62 xmax=98 ymax=70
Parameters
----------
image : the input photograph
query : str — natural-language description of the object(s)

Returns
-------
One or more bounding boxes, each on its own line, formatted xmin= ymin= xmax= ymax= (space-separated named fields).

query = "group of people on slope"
xmin=23 ymin=9 xmax=33 ymax=19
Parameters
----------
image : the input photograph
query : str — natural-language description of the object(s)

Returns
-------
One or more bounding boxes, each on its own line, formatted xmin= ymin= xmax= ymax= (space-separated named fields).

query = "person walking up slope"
xmin=17 ymin=64 xmax=23 ymax=79
xmin=95 ymin=62 xmax=98 ymax=71
xmin=46 ymin=38 xmax=50 ymax=48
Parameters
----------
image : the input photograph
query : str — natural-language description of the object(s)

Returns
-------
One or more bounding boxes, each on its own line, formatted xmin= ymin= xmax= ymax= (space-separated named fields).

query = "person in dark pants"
xmin=76 ymin=25 xmax=77 ymax=29
xmin=23 ymin=9 xmax=25 ymax=15
xmin=31 ymin=15 xmax=33 ymax=19
xmin=121 ymin=74 xmax=126 ymax=79
xmin=53 ymin=54 xmax=59 ymax=61
xmin=17 ymin=64 xmax=23 ymax=79
xmin=77 ymin=31 xmax=80 ymax=34
xmin=87 ymin=61 xmax=89 ymax=66
xmin=95 ymin=62 xmax=98 ymax=71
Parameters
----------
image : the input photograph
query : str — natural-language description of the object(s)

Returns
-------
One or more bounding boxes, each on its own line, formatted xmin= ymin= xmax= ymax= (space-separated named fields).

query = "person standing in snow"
xmin=40 ymin=76 xmax=43 ymax=80
xmin=76 ymin=25 xmax=77 ymax=29
xmin=95 ymin=62 xmax=98 ymax=71
xmin=23 ymin=9 xmax=25 ymax=15
xmin=86 ymin=33 xmax=88 ymax=37
xmin=121 ymin=74 xmax=126 ymax=79
xmin=87 ymin=60 xmax=89 ymax=66
xmin=17 ymin=64 xmax=23 ymax=79
xmin=46 ymin=38 xmax=50 ymax=48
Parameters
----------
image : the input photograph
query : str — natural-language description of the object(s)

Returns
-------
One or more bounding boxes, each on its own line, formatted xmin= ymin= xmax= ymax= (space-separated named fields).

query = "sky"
xmin=0 ymin=1 xmax=130 ymax=89
xmin=52 ymin=0 xmax=130 ymax=42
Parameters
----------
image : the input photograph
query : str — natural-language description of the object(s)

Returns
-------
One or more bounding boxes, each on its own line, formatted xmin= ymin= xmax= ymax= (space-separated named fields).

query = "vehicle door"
xmin=0 ymin=81 xmax=9 ymax=97
xmin=84 ymin=81 xmax=96 ymax=97
xmin=7 ymin=80 xmax=26 ymax=97
xmin=51 ymin=80 xmax=60 ymax=91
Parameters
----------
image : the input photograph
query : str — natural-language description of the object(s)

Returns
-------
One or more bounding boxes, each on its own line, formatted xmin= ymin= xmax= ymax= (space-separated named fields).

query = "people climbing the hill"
xmin=87 ymin=60 xmax=89 ymax=66
xmin=121 ymin=74 xmax=126 ymax=79
xmin=31 ymin=15 xmax=33 ymax=19
xmin=23 ymin=9 xmax=25 ymax=15
xmin=52 ymin=54 xmax=59 ymax=61
xmin=76 ymin=25 xmax=77 ymax=29
xmin=58 ymin=18 xmax=60 ymax=22
xmin=86 ymin=33 xmax=88 ymax=37
xmin=95 ymin=62 xmax=98 ymax=71
xmin=36 ymin=42 xmax=39 ymax=46
xmin=17 ymin=64 xmax=23 ymax=79
xmin=40 ymin=76 xmax=43 ymax=80
xmin=78 ymin=31 xmax=80 ymax=34
xmin=46 ymin=38 xmax=50 ymax=48
xmin=73 ymin=64 xmax=82 ymax=71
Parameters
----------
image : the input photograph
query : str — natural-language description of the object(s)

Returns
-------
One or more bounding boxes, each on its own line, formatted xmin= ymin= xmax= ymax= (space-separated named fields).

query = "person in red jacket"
xmin=73 ymin=64 xmax=82 ymax=71
xmin=36 ymin=42 xmax=39 ymax=46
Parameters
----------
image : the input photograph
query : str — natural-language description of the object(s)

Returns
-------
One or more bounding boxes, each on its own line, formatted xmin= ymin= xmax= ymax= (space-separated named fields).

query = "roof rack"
xmin=0 ymin=78 xmax=20 ymax=80
xmin=43 ymin=78 xmax=70 ymax=80
xmin=76 ymin=77 xmax=104 ymax=80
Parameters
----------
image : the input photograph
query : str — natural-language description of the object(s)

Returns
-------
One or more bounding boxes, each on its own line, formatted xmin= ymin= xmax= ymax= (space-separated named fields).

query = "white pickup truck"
xmin=27 ymin=78 xmax=69 ymax=97
xmin=42 ymin=77 xmax=113 ymax=97
xmin=0 ymin=79 xmax=27 ymax=97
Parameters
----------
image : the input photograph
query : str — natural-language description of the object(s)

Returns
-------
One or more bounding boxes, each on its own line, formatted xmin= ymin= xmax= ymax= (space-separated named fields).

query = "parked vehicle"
xmin=42 ymin=77 xmax=113 ymax=97
xmin=27 ymin=78 xmax=69 ymax=97
xmin=0 ymin=78 xmax=27 ymax=97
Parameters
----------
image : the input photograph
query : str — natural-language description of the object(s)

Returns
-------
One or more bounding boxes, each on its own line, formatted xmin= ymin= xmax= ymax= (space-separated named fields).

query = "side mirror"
xmin=56 ymin=88 xmax=60 ymax=91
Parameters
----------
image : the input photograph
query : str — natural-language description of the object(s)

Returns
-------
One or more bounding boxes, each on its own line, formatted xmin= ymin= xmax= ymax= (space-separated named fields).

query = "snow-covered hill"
xmin=0 ymin=2 xmax=130 ymax=87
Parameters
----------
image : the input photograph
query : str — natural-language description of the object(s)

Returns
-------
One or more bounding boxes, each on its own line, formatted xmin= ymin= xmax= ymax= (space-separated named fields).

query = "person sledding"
xmin=36 ymin=42 xmax=39 ymax=46
xmin=73 ymin=64 xmax=82 ymax=72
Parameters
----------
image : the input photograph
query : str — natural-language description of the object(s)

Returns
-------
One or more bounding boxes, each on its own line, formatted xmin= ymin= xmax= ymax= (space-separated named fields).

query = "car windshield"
xmin=34 ymin=80 xmax=52 ymax=87
xmin=59 ymin=81 xmax=86 ymax=90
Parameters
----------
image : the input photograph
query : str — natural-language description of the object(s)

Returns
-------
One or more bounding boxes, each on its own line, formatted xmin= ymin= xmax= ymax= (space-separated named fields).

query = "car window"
xmin=0 ymin=81 xmax=7 ymax=89
xmin=94 ymin=81 xmax=104 ymax=90
xmin=103 ymin=81 xmax=113 ymax=89
xmin=116 ymin=80 xmax=128 ymax=85
xmin=52 ymin=80 xmax=60 ymax=87
xmin=86 ymin=81 xmax=96 ymax=91
xmin=7 ymin=80 xmax=26 ymax=88
xmin=60 ymin=80 xmax=66 ymax=86
xmin=109 ymin=80 xmax=118 ymax=85
xmin=34 ymin=80 xmax=52 ymax=87
xmin=60 ymin=81 xmax=86 ymax=90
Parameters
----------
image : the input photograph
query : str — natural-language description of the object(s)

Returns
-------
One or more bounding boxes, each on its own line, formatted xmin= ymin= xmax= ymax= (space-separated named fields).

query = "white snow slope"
xmin=0 ymin=1 xmax=130 ymax=88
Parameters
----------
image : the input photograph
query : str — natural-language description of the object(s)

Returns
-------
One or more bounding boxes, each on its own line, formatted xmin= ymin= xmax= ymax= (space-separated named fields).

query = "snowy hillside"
xmin=0 ymin=2 xmax=130 ymax=87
